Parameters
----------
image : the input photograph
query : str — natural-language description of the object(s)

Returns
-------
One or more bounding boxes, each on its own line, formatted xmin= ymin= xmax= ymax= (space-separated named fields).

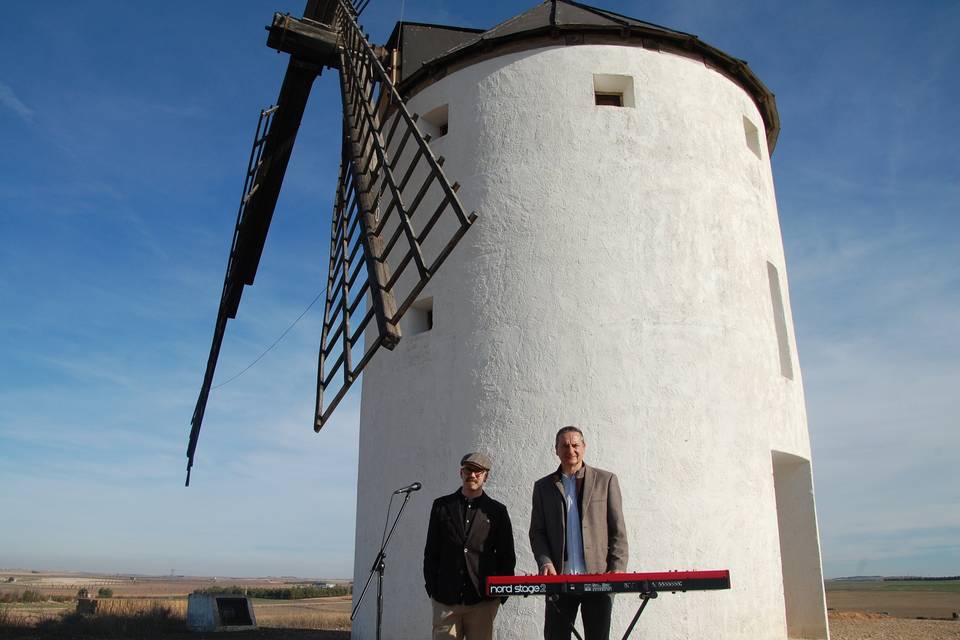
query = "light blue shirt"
xmin=562 ymin=472 xmax=587 ymax=574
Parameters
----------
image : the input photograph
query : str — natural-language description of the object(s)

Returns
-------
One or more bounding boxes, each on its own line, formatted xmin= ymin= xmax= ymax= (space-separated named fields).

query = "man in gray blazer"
xmin=530 ymin=426 xmax=628 ymax=640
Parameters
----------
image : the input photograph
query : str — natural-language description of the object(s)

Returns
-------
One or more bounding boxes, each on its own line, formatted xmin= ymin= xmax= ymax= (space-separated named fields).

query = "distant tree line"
xmin=197 ymin=584 xmax=352 ymax=599
xmin=883 ymin=576 xmax=960 ymax=581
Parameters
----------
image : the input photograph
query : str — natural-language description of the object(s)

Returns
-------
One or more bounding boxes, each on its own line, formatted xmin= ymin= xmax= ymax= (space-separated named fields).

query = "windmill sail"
xmin=187 ymin=0 xmax=476 ymax=483
xmin=186 ymin=104 xmax=278 ymax=487
xmin=187 ymin=10 xmax=336 ymax=486
xmin=187 ymin=57 xmax=318 ymax=486
xmin=315 ymin=3 xmax=477 ymax=430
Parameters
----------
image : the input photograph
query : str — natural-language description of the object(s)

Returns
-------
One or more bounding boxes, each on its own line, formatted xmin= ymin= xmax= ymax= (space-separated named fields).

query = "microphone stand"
xmin=351 ymin=489 xmax=415 ymax=640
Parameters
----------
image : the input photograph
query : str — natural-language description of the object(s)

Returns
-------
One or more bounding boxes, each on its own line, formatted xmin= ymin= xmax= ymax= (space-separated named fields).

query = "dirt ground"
xmin=825 ymin=584 xmax=960 ymax=639
xmin=829 ymin=611 xmax=960 ymax=640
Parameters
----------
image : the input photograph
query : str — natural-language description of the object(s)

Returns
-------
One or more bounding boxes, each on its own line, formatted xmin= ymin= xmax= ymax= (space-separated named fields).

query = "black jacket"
xmin=423 ymin=489 xmax=516 ymax=605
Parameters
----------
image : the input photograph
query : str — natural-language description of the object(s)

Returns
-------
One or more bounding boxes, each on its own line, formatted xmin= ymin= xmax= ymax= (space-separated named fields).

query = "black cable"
xmin=212 ymin=287 xmax=326 ymax=389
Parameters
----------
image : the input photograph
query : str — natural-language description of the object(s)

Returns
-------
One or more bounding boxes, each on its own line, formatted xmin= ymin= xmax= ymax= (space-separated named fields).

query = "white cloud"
xmin=788 ymin=219 xmax=960 ymax=576
xmin=0 ymin=80 xmax=33 ymax=122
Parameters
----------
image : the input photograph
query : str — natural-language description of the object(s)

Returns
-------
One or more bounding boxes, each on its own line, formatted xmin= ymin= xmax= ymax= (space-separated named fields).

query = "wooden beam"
xmin=230 ymin=58 xmax=317 ymax=292
xmin=337 ymin=46 xmax=401 ymax=351
xmin=266 ymin=13 xmax=340 ymax=69
xmin=303 ymin=0 xmax=339 ymax=26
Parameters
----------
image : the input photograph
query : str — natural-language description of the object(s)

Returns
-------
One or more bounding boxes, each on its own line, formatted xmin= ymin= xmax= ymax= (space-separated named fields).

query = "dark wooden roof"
xmin=386 ymin=22 xmax=485 ymax=83
xmin=478 ymin=0 xmax=691 ymax=40
xmin=386 ymin=0 xmax=780 ymax=151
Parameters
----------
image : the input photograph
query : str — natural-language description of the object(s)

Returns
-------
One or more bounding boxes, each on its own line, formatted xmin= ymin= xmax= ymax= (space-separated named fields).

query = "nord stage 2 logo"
xmin=489 ymin=583 xmax=547 ymax=595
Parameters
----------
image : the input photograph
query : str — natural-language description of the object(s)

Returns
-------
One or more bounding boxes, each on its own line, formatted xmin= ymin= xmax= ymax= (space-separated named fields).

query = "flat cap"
xmin=460 ymin=452 xmax=492 ymax=471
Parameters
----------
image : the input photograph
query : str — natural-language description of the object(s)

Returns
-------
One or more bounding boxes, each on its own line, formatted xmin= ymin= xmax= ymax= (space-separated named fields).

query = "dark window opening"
xmin=422 ymin=105 xmax=449 ymax=140
xmin=595 ymin=92 xmax=623 ymax=107
xmin=216 ymin=597 xmax=253 ymax=626
xmin=402 ymin=296 xmax=434 ymax=336
xmin=593 ymin=74 xmax=634 ymax=107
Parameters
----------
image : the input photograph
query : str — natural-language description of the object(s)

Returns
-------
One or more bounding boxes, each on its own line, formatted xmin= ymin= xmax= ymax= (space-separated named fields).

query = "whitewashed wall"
xmin=350 ymin=43 xmax=828 ymax=640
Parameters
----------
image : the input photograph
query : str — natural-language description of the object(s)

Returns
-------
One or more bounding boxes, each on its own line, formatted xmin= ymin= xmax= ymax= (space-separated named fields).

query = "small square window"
xmin=402 ymin=297 xmax=434 ymax=336
xmin=420 ymin=104 xmax=449 ymax=140
xmin=593 ymin=74 xmax=634 ymax=108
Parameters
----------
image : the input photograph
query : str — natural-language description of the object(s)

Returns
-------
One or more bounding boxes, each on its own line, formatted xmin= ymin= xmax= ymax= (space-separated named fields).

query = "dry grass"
xmin=256 ymin=611 xmax=351 ymax=631
xmin=0 ymin=606 xmax=22 ymax=626
xmin=253 ymin=596 xmax=351 ymax=631
xmin=0 ymin=572 xmax=354 ymax=638
xmin=0 ymin=598 xmax=185 ymax=637
xmin=0 ymin=594 xmax=352 ymax=637
xmin=0 ymin=601 xmax=71 ymax=625
xmin=93 ymin=598 xmax=187 ymax=618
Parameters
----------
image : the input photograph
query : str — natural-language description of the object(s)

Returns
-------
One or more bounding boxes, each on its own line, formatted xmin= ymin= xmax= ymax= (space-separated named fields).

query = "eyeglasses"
xmin=461 ymin=467 xmax=487 ymax=477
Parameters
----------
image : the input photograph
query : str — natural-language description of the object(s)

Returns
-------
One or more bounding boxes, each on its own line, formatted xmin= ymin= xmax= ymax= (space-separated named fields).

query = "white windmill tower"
xmin=350 ymin=3 xmax=828 ymax=639
xmin=189 ymin=1 xmax=828 ymax=639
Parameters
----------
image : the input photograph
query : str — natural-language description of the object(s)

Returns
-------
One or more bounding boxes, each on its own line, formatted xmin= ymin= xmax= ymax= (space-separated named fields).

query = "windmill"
xmin=186 ymin=0 xmax=477 ymax=485
xmin=190 ymin=1 xmax=830 ymax=638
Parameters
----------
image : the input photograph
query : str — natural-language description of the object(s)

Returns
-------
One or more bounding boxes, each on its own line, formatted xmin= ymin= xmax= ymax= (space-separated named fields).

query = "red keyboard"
xmin=486 ymin=570 xmax=730 ymax=596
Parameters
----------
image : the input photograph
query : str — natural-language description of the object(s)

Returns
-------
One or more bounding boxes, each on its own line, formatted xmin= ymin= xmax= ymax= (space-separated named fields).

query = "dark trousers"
xmin=544 ymin=593 xmax=613 ymax=640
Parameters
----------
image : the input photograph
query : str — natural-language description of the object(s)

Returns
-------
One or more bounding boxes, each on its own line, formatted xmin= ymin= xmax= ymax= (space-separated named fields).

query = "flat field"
xmin=825 ymin=580 xmax=960 ymax=640
xmin=0 ymin=570 xmax=349 ymax=599
xmin=0 ymin=571 xmax=351 ymax=638
xmin=3 ymin=572 xmax=960 ymax=638
xmin=826 ymin=579 xmax=960 ymax=619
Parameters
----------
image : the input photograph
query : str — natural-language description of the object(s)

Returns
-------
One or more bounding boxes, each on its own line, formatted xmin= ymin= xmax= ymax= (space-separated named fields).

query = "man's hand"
xmin=539 ymin=563 xmax=557 ymax=576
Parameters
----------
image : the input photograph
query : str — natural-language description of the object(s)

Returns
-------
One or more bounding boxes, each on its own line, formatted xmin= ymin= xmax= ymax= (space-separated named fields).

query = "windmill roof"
xmin=478 ymin=0 xmax=690 ymax=40
xmin=387 ymin=0 xmax=780 ymax=150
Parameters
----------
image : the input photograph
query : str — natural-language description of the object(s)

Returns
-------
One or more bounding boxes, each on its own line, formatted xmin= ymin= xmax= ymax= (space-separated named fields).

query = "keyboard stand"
xmin=620 ymin=591 xmax=657 ymax=640
xmin=547 ymin=590 xmax=657 ymax=640
xmin=546 ymin=595 xmax=585 ymax=640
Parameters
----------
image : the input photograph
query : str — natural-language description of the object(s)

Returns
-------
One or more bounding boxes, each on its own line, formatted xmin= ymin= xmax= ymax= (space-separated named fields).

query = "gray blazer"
xmin=529 ymin=464 xmax=628 ymax=574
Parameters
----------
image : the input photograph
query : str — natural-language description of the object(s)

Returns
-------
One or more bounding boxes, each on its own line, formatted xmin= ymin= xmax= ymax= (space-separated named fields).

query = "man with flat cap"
xmin=530 ymin=425 xmax=628 ymax=640
xmin=424 ymin=452 xmax=516 ymax=639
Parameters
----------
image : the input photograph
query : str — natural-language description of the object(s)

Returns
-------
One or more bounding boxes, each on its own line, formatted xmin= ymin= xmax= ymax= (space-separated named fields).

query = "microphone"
xmin=393 ymin=482 xmax=422 ymax=494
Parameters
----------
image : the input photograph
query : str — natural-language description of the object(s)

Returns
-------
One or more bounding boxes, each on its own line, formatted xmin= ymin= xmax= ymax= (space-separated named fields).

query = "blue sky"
xmin=0 ymin=1 xmax=957 ymax=579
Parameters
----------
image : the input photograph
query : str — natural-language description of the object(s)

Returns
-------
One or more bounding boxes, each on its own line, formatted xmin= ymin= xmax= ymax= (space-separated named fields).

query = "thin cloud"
xmin=31 ymin=354 xmax=136 ymax=389
xmin=0 ymin=80 xmax=33 ymax=122
xmin=792 ymin=222 xmax=959 ymax=577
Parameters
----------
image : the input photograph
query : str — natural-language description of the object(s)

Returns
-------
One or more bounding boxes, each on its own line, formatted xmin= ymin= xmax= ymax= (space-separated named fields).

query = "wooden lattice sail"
xmin=187 ymin=0 xmax=476 ymax=485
